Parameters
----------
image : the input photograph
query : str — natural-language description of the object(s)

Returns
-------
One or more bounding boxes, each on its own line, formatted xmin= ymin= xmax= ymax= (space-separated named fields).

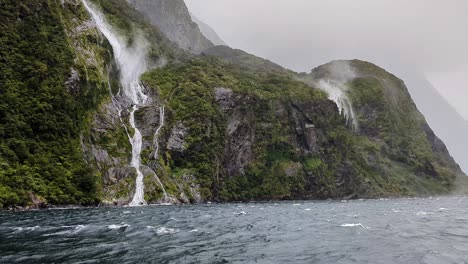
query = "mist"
xmin=185 ymin=0 xmax=468 ymax=118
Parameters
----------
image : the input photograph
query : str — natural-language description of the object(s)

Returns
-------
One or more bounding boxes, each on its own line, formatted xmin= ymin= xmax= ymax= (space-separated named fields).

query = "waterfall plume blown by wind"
xmin=318 ymin=79 xmax=359 ymax=131
xmin=82 ymin=0 xmax=164 ymax=206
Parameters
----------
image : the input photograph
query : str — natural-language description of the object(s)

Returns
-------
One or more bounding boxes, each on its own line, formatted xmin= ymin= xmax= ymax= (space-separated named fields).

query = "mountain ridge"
xmin=0 ymin=0 xmax=465 ymax=208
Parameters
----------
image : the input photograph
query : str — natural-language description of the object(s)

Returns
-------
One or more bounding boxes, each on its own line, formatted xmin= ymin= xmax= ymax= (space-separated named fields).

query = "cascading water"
xmin=152 ymin=106 xmax=165 ymax=160
xmin=82 ymin=0 xmax=165 ymax=206
xmin=318 ymin=79 xmax=359 ymax=131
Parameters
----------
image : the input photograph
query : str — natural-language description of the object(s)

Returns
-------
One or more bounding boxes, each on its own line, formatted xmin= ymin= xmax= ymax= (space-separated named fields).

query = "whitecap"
xmin=108 ymin=224 xmax=130 ymax=230
xmin=47 ymin=225 xmax=87 ymax=236
xmin=340 ymin=223 xmax=368 ymax=229
xmin=155 ymin=227 xmax=178 ymax=235
xmin=234 ymin=211 xmax=246 ymax=216
xmin=305 ymin=208 xmax=312 ymax=211
xmin=74 ymin=225 xmax=86 ymax=231
xmin=14 ymin=226 xmax=40 ymax=232
xmin=293 ymin=204 xmax=301 ymax=206
xmin=416 ymin=211 xmax=428 ymax=216
xmin=189 ymin=229 xmax=199 ymax=233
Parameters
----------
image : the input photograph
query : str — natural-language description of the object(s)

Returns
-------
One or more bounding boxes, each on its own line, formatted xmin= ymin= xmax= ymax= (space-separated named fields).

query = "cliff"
xmin=0 ymin=0 xmax=465 ymax=208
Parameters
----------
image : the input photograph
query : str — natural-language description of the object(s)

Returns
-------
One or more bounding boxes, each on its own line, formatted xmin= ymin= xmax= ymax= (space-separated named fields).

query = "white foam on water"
xmin=13 ymin=226 xmax=40 ymax=232
xmin=154 ymin=227 xmax=178 ymax=235
xmin=305 ymin=208 xmax=312 ymax=211
xmin=189 ymin=229 xmax=199 ymax=233
xmin=340 ymin=223 xmax=368 ymax=229
xmin=146 ymin=226 xmax=178 ymax=234
xmin=75 ymin=225 xmax=86 ymax=230
xmin=108 ymin=224 xmax=130 ymax=230
xmin=47 ymin=225 xmax=88 ymax=236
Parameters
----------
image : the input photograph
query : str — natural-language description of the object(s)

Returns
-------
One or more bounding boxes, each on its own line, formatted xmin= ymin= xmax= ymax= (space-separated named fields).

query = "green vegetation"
xmin=141 ymin=58 xmax=358 ymax=201
xmin=0 ymin=0 xmax=111 ymax=207
xmin=143 ymin=57 xmax=327 ymax=101
xmin=139 ymin=58 xmax=462 ymax=202
xmin=0 ymin=1 xmax=462 ymax=207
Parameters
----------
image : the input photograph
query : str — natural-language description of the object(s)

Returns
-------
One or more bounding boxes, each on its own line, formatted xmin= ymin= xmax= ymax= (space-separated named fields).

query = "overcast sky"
xmin=185 ymin=0 xmax=468 ymax=119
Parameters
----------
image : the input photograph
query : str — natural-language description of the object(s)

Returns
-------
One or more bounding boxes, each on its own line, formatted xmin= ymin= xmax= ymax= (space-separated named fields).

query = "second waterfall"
xmin=83 ymin=0 xmax=159 ymax=206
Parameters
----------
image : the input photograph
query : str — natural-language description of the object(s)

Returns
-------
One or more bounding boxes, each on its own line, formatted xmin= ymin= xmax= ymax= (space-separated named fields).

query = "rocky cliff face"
xmin=0 ymin=0 xmax=465 ymax=208
xmin=126 ymin=0 xmax=214 ymax=54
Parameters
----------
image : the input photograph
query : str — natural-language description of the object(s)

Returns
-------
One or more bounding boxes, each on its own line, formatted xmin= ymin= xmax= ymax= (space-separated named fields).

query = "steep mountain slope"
xmin=204 ymin=38 xmax=468 ymax=176
xmin=135 ymin=58 xmax=464 ymax=202
xmin=0 ymin=0 xmax=185 ymax=208
xmin=126 ymin=0 xmax=213 ymax=54
xmin=0 ymin=0 xmax=464 ymax=208
xmin=0 ymin=0 xmax=109 ymax=207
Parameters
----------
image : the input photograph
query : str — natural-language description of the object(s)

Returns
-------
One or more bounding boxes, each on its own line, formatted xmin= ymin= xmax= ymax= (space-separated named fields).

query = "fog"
xmin=185 ymin=0 xmax=468 ymax=119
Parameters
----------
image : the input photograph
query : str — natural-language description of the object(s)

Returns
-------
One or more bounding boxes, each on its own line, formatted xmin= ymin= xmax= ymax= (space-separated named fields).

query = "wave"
xmin=340 ymin=223 xmax=369 ymax=229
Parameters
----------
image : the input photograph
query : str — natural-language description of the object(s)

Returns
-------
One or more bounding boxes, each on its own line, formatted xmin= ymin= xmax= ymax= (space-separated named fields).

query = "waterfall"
xmin=152 ymin=106 xmax=165 ymax=160
xmin=318 ymin=79 xmax=359 ymax=131
xmin=82 ymin=0 xmax=165 ymax=206
xmin=151 ymin=106 xmax=169 ymax=202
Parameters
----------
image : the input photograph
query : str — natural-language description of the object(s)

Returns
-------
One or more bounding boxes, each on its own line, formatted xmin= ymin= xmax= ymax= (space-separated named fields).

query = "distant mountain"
xmin=190 ymin=13 xmax=226 ymax=46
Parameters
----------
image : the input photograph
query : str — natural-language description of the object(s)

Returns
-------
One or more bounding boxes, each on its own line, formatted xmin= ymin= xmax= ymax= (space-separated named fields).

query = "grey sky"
xmin=185 ymin=0 xmax=468 ymax=119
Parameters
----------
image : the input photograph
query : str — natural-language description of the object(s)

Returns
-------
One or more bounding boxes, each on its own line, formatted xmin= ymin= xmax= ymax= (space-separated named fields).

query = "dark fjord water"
xmin=1 ymin=197 xmax=468 ymax=264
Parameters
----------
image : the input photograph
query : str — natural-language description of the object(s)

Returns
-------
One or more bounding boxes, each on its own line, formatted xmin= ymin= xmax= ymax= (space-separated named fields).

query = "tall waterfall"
xmin=82 ymin=0 xmax=153 ymax=206
xmin=318 ymin=79 xmax=359 ymax=131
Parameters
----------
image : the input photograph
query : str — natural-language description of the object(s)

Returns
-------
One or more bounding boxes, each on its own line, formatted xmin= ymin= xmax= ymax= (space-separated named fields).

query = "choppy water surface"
xmin=2 ymin=197 xmax=468 ymax=263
